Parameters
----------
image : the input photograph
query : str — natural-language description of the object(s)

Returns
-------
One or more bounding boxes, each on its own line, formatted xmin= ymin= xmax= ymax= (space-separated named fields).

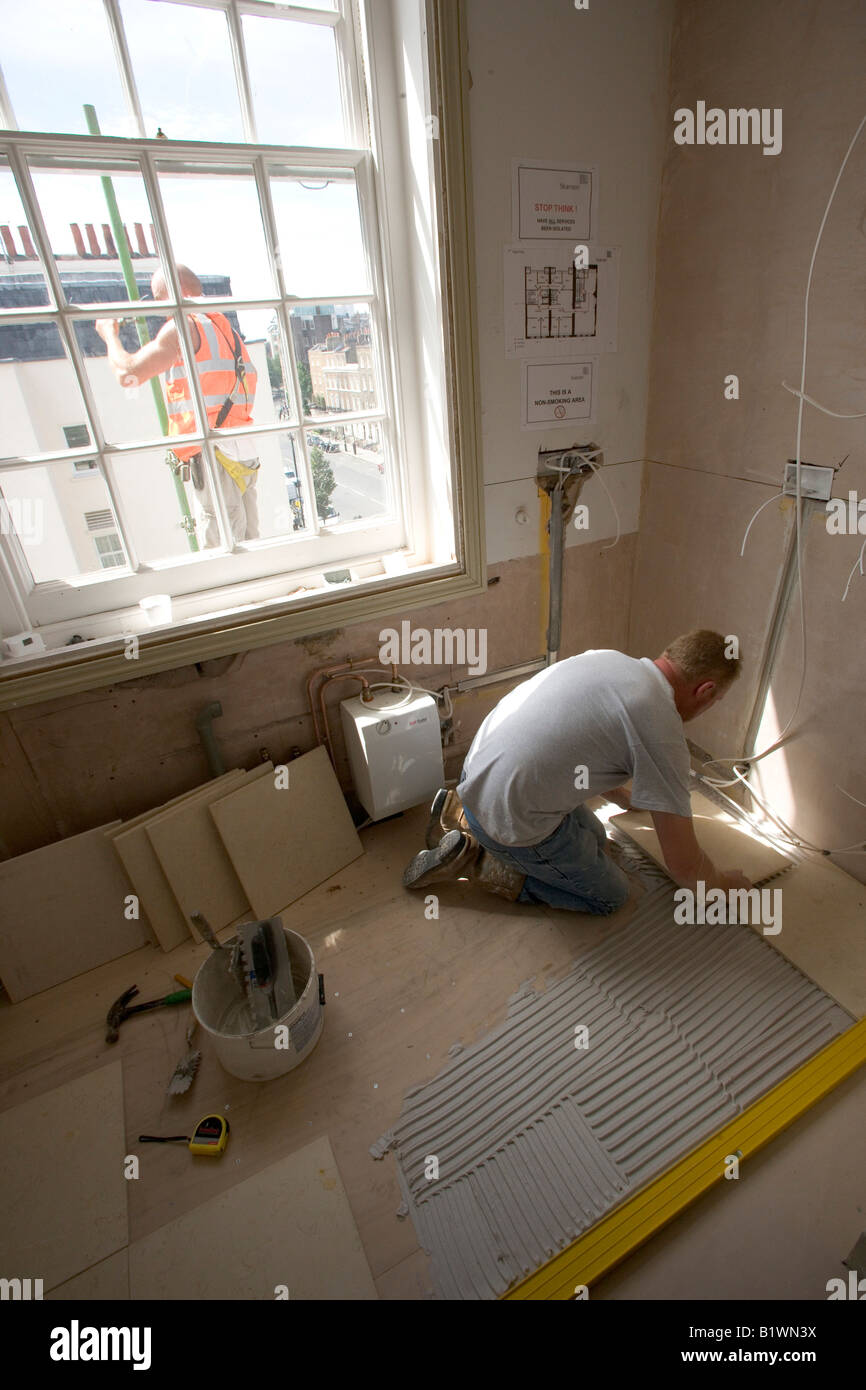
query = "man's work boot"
xmin=403 ymin=828 xmax=480 ymax=890
xmin=424 ymin=787 xmax=471 ymax=849
xmin=467 ymin=849 xmax=526 ymax=901
xmin=404 ymin=828 xmax=526 ymax=902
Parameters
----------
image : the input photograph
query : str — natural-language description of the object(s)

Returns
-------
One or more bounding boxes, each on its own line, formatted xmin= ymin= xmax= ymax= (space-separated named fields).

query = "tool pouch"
xmin=189 ymin=452 xmax=205 ymax=490
xmin=166 ymin=450 xmax=192 ymax=484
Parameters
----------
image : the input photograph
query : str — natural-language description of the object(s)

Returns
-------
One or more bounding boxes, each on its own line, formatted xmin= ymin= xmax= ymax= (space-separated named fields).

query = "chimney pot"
xmin=70 ymin=223 xmax=86 ymax=257
xmin=1 ymin=225 xmax=17 ymax=259
xmin=86 ymin=224 xmax=100 ymax=256
xmin=18 ymin=225 xmax=36 ymax=258
xmin=102 ymin=224 xmax=116 ymax=257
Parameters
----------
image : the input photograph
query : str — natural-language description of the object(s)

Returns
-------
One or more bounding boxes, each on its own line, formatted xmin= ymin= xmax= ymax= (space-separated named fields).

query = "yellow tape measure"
xmin=139 ymin=1114 xmax=230 ymax=1158
xmin=189 ymin=1114 xmax=230 ymax=1156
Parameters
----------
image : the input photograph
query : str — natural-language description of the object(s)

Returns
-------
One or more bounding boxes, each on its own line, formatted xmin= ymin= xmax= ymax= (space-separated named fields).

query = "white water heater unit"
xmin=340 ymin=689 xmax=445 ymax=821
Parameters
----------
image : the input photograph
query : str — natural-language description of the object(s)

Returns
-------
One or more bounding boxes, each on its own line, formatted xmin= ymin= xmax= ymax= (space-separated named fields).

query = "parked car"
xmin=318 ymin=506 xmax=341 ymax=525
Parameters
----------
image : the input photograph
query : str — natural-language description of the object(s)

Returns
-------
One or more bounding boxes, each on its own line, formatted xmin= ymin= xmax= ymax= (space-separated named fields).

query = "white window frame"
xmin=0 ymin=0 xmax=484 ymax=709
xmin=1 ymin=136 xmax=407 ymax=611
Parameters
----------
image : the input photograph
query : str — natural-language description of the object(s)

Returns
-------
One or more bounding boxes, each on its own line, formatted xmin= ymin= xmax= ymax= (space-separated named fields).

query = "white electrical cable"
xmin=342 ymin=666 xmax=455 ymax=715
xmin=739 ymin=492 xmax=785 ymax=556
xmin=841 ymin=536 xmax=866 ymax=602
xmin=836 ymin=784 xmax=866 ymax=811
xmin=724 ymin=766 xmax=866 ymax=857
xmin=781 ymin=381 xmax=866 ymax=419
xmin=703 ymin=109 xmax=866 ymax=788
xmin=548 ymin=448 xmax=622 ymax=549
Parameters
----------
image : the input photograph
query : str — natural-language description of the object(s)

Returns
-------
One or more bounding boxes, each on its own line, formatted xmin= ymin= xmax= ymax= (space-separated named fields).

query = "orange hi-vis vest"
xmin=164 ymin=311 xmax=257 ymax=463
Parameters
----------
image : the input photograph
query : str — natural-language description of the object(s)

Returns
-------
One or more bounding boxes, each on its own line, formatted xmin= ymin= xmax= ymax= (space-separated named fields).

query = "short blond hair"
xmin=664 ymin=630 xmax=741 ymax=687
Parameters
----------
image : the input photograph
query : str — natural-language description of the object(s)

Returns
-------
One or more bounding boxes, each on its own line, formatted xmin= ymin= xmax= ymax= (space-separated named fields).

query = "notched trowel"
xmin=236 ymin=917 xmax=297 ymax=1029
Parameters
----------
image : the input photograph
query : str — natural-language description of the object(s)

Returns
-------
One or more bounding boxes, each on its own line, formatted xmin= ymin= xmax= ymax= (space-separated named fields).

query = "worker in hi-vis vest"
xmin=95 ymin=263 xmax=260 ymax=548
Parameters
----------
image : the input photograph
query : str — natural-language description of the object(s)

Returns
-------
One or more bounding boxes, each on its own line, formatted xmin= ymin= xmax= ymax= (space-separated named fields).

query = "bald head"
xmin=150 ymin=263 xmax=203 ymax=300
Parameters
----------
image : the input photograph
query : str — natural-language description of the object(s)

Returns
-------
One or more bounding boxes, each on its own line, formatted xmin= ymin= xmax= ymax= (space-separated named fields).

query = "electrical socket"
xmin=536 ymin=443 xmax=603 ymax=486
xmin=782 ymin=461 xmax=834 ymax=502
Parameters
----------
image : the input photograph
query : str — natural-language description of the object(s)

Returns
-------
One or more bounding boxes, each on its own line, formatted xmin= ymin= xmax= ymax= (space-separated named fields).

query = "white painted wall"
xmin=464 ymin=0 xmax=673 ymax=563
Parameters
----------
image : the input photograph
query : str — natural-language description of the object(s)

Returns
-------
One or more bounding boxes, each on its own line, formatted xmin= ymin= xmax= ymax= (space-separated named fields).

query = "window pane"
xmin=0 ymin=160 xmax=51 ymax=302
xmin=304 ymin=427 xmax=387 ymax=526
xmin=270 ymin=174 xmax=369 ymax=298
xmin=73 ymin=312 xmax=183 ymax=448
xmin=0 ymin=319 xmax=93 ymax=457
xmin=206 ymin=306 xmax=296 ymax=428
xmin=155 ymin=165 xmax=276 ymax=301
xmin=180 ymin=307 xmax=277 ymax=442
xmin=1 ymin=0 xmax=131 ymax=137
xmin=208 ymin=429 xmax=312 ymax=544
xmin=109 ymin=444 xmax=200 ymax=563
xmin=29 ymin=161 xmax=160 ymax=308
xmin=243 ymin=16 xmax=346 ymax=148
xmin=298 ymin=302 xmax=379 ymax=419
xmin=0 ymin=461 xmax=127 ymax=582
xmin=119 ymin=0 xmax=243 ymax=142
xmin=111 ymin=430 xmax=310 ymax=558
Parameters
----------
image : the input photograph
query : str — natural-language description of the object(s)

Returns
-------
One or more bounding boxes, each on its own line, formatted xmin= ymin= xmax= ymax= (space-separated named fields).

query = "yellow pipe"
xmin=538 ymin=487 xmax=551 ymax=657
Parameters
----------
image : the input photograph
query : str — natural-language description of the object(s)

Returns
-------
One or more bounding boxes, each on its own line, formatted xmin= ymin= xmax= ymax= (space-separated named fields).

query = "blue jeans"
xmin=461 ymin=801 xmax=630 ymax=915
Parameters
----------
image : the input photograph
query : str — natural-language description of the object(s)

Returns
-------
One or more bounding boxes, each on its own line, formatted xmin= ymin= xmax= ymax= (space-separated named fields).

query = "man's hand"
xmin=93 ymin=317 xmax=180 ymax=386
xmin=651 ymin=811 xmax=753 ymax=892
xmin=95 ymin=317 xmax=121 ymax=344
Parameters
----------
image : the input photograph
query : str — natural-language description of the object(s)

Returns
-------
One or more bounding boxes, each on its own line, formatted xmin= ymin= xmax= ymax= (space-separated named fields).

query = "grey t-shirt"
xmin=457 ymin=650 xmax=692 ymax=846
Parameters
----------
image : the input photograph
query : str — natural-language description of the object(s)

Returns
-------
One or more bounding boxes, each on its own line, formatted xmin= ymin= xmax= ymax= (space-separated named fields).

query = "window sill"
xmin=0 ymin=556 xmax=484 ymax=710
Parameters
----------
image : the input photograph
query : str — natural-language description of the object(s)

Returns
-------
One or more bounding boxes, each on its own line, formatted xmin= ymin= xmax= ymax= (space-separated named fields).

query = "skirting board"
xmin=0 ymin=1062 xmax=128 ymax=1292
xmin=0 ymin=822 xmax=148 ymax=1001
xmin=210 ymin=746 xmax=364 ymax=919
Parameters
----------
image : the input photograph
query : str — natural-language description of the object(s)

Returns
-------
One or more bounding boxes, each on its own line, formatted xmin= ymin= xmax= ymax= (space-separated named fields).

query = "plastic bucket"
xmin=192 ymin=926 xmax=324 ymax=1082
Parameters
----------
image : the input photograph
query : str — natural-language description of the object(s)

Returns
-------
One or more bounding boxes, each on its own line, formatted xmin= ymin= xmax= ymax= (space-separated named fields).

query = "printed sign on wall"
xmin=512 ymin=159 xmax=598 ymax=241
xmin=522 ymin=360 xmax=596 ymax=430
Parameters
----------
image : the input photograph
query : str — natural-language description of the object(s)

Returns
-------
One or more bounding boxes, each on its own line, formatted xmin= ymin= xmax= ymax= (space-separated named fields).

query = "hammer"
xmin=105 ymin=985 xmax=192 ymax=1044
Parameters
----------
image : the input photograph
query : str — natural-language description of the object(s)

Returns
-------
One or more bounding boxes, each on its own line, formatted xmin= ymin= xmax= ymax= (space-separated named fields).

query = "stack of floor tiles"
xmin=111 ymin=747 xmax=362 ymax=952
xmin=375 ymin=885 xmax=853 ymax=1299
xmin=0 ymin=749 xmax=364 ymax=1001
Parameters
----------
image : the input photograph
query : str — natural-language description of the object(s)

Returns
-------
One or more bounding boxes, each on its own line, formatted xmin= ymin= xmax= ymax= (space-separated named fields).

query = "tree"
xmin=310 ymin=446 xmax=336 ymax=517
xmin=266 ymin=348 xmax=283 ymax=393
xmin=297 ymin=362 xmax=312 ymax=414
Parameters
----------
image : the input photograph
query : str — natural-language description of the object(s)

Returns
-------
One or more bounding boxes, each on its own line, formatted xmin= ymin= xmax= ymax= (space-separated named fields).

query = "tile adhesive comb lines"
xmin=371 ymin=886 xmax=852 ymax=1300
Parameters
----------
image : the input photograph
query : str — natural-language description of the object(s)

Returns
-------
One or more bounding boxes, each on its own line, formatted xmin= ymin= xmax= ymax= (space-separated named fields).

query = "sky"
xmin=0 ymin=0 xmax=367 ymax=301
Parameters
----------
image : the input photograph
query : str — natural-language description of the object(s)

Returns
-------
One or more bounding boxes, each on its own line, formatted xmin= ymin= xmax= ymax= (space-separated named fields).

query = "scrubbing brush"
xmin=167 ymin=1019 xmax=202 ymax=1096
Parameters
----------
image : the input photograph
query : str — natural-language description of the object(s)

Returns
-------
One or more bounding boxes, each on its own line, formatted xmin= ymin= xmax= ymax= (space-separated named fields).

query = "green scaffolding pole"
xmin=84 ymin=105 xmax=198 ymax=552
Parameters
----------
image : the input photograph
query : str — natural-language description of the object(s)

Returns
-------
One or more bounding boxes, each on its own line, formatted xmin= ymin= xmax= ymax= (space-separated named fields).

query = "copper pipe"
xmin=306 ymin=654 xmax=379 ymax=747
xmin=318 ymin=673 xmax=372 ymax=767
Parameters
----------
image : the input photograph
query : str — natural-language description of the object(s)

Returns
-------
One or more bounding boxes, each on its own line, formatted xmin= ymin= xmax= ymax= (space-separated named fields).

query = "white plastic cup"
xmin=139 ymin=593 xmax=172 ymax=626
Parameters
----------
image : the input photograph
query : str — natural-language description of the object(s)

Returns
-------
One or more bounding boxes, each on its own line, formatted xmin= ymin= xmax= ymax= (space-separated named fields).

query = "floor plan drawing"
xmin=504 ymin=242 xmax=619 ymax=358
xmin=524 ymin=264 xmax=598 ymax=340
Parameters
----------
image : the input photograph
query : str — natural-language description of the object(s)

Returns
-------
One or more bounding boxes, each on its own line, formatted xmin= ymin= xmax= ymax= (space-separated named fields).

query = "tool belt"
xmin=171 ymin=448 xmax=260 ymax=494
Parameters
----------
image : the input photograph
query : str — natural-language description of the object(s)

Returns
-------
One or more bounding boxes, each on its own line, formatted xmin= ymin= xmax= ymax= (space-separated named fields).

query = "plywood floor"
xmin=1 ymin=800 xmax=864 ymax=1300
